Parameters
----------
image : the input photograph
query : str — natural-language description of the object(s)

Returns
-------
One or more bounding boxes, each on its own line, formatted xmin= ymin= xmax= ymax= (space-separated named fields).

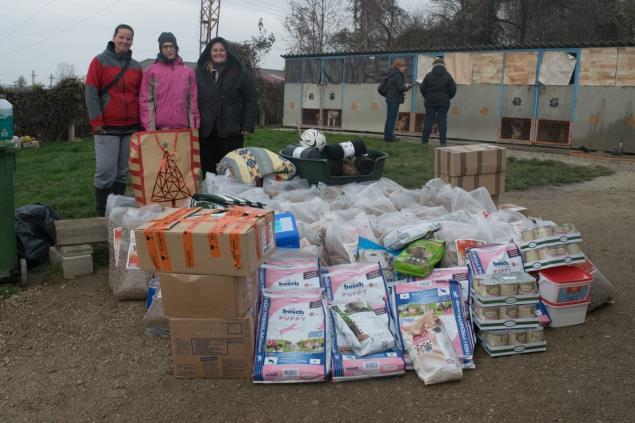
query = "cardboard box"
xmin=160 ymin=272 xmax=258 ymax=318
xmin=439 ymin=172 xmax=506 ymax=194
xmin=169 ymin=313 xmax=255 ymax=379
xmin=435 ymin=144 xmax=507 ymax=177
xmin=135 ymin=207 xmax=275 ymax=276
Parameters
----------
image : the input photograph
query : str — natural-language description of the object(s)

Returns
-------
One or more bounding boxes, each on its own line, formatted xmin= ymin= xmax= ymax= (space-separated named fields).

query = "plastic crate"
xmin=279 ymin=150 xmax=388 ymax=186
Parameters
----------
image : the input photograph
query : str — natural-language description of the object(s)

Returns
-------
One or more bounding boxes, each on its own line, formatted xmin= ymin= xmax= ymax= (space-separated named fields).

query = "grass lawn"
xmin=14 ymin=128 xmax=613 ymax=219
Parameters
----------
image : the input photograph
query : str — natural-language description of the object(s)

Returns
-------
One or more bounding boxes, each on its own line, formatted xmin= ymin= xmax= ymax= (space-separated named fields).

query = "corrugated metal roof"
xmin=281 ymin=40 xmax=635 ymax=59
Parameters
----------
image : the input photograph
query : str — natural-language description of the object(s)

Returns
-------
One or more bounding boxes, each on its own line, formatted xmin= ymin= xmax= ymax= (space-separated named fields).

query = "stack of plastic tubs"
xmin=538 ymin=266 xmax=593 ymax=327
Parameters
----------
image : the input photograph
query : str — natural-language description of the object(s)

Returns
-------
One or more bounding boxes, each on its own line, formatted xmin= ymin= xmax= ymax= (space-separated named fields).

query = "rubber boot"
xmin=95 ymin=187 xmax=111 ymax=217
xmin=112 ymin=182 xmax=127 ymax=196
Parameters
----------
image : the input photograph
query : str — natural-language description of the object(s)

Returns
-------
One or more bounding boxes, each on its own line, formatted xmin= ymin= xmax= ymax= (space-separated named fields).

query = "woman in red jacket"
xmin=85 ymin=24 xmax=143 ymax=216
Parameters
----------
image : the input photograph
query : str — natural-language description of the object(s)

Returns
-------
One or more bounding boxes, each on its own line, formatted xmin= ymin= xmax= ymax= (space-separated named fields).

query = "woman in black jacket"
xmin=419 ymin=58 xmax=457 ymax=147
xmin=196 ymin=37 xmax=257 ymax=175
xmin=383 ymin=58 xmax=411 ymax=142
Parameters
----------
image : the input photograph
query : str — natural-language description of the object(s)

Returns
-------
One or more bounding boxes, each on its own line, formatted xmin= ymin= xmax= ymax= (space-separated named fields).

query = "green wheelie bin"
xmin=0 ymin=140 xmax=17 ymax=280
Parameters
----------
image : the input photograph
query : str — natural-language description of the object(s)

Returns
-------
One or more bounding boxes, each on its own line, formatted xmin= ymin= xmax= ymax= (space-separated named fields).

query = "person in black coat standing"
xmin=383 ymin=58 xmax=411 ymax=142
xmin=419 ymin=58 xmax=457 ymax=147
xmin=196 ymin=37 xmax=257 ymax=175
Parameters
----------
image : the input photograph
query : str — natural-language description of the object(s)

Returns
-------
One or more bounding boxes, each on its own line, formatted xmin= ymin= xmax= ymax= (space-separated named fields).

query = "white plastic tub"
xmin=539 ymin=265 xmax=592 ymax=304
xmin=542 ymin=298 xmax=590 ymax=327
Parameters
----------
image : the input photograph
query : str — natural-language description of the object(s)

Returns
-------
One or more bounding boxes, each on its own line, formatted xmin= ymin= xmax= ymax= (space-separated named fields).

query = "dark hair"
xmin=114 ymin=24 xmax=134 ymax=37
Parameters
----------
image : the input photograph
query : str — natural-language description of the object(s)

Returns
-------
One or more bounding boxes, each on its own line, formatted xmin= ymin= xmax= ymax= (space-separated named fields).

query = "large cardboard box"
xmin=160 ymin=272 xmax=258 ymax=319
xmin=135 ymin=207 xmax=275 ymax=276
xmin=439 ymin=172 xmax=506 ymax=194
xmin=435 ymin=144 xmax=507 ymax=177
xmin=169 ymin=313 xmax=255 ymax=379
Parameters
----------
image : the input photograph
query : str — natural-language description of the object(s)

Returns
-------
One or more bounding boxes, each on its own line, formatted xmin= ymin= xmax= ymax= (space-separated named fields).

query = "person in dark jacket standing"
xmin=196 ymin=37 xmax=257 ymax=175
xmin=383 ymin=59 xmax=411 ymax=142
xmin=420 ymin=58 xmax=456 ymax=146
xmin=85 ymin=24 xmax=143 ymax=216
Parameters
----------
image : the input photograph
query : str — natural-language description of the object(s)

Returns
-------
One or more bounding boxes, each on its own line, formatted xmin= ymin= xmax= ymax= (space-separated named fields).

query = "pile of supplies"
xmin=102 ymin=136 xmax=616 ymax=386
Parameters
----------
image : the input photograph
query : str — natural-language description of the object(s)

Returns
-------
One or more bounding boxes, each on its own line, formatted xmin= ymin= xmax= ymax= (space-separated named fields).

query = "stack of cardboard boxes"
xmin=435 ymin=144 xmax=507 ymax=203
xmin=135 ymin=207 xmax=275 ymax=378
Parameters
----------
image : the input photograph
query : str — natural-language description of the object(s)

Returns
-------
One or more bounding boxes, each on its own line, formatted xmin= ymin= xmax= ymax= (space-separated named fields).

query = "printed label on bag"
xmin=126 ymin=231 xmax=140 ymax=270
xmin=113 ymin=227 xmax=123 ymax=267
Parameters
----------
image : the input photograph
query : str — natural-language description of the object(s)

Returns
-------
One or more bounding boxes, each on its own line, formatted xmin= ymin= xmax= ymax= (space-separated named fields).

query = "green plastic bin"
xmin=280 ymin=150 xmax=389 ymax=186
xmin=0 ymin=142 xmax=17 ymax=279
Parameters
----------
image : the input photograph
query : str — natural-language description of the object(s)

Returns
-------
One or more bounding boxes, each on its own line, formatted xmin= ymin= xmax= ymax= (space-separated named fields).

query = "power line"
xmin=5 ymin=0 xmax=121 ymax=55
xmin=224 ymin=0 xmax=287 ymax=20
xmin=0 ymin=0 xmax=56 ymax=42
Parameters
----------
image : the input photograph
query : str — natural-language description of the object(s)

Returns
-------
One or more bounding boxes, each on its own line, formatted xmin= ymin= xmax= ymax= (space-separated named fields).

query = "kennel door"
xmin=534 ymin=51 xmax=578 ymax=145
xmin=321 ymin=58 xmax=344 ymax=128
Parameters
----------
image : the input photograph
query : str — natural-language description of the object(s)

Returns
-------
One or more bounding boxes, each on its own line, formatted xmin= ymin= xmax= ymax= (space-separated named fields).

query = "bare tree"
xmin=284 ymin=0 xmax=345 ymax=54
xmin=14 ymin=75 xmax=28 ymax=90
xmin=55 ymin=63 xmax=77 ymax=82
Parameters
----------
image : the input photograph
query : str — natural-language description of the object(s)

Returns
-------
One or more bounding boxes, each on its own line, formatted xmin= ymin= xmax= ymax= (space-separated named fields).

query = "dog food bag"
xmin=467 ymin=243 xmax=524 ymax=275
xmin=258 ymin=261 xmax=321 ymax=291
xmin=253 ymin=289 xmax=329 ymax=383
xmin=322 ymin=263 xmax=405 ymax=381
xmin=395 ymin=281 xmax=464 ymax=385
xmin=394 ymin=239 xmax=445 ymax=278
xmin=395 ymin=280 xmax=474 ymax=370
xmin=331 ymin=302 xmax=396 ymax=356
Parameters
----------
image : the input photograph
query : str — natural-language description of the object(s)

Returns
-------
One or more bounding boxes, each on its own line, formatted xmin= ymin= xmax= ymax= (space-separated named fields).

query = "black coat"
xmin=196 ymin=37 xmax=257 ymax=138
xmin=419 ymin=64 xmax=457 ymax=108
xmin=385 ymin=67 xmax=409 ymax=104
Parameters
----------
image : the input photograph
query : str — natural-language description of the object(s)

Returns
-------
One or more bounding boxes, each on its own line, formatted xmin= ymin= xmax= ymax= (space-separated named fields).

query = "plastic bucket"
xmin=539 ymin=265 xmax=592 ymax=304
xmin=542 ymin=298 xmax=590 ymax=327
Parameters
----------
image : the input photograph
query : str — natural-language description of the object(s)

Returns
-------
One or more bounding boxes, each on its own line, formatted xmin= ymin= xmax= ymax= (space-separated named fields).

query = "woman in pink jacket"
xmin=140 ymin=32 xmax=200 ymax=130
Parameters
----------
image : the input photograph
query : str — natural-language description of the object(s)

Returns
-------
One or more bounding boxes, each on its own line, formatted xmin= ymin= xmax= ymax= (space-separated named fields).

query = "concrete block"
xmin=58 ymin=244 xmax=93 ymax=257
xmin=49 ymin=247 xmax=93 ymax=279
xmin=55 ymin=217 xmax=107 ymax=246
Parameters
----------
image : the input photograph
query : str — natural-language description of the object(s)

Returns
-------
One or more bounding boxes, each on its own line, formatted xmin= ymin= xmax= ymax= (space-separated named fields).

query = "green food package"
xmin=394 ymin=239 xmax=445 ymax=277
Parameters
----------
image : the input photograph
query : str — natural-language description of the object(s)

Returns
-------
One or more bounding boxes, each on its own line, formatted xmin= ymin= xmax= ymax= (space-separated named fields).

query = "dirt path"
xmin=1 ymin=152 xmax=634 ymax=422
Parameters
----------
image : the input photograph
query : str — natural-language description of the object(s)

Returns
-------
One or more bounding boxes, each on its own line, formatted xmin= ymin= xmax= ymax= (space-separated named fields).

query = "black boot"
xmin=95 ymin=187 xmax=111 ymax=217
xmin=112 ymin=182 xmax=127 ymax=196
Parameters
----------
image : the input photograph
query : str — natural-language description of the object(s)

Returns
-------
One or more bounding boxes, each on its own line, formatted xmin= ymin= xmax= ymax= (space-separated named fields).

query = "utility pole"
xmin=31 ymin=70 xmax=37 ymax=86
xmin=200 ymin=0 xmax=222 ymax=55
xmin=49 ymin=74 xmax=54 ymax=88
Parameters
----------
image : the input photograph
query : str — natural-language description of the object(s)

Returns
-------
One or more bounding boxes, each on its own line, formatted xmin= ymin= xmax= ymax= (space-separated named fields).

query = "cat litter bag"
xmin=322 ymin=263 xmax=405 ymax=381
xmin=258 ymin=260 xmax=321 ymax=291
xmin=394 ymin=280 xmax=474 ymax=371
xmin=394 ymin=239 xmax=445 ymax=278
xmin=253 ymin=289 xmax=329 ymax=383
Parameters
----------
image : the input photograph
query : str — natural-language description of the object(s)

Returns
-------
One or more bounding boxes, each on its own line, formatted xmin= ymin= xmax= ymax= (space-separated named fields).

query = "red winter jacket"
xmin=85 ymin=42 xmax=143 ymax=134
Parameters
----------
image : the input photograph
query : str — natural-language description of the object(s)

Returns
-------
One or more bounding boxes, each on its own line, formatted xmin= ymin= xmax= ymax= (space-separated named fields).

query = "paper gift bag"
xmin=129 ymin=129 xmax=200 ymax=207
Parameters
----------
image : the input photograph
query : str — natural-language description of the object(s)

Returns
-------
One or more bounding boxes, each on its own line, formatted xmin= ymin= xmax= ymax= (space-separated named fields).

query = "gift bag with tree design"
xmin=129 ymin=129 xmax=201 ymax=207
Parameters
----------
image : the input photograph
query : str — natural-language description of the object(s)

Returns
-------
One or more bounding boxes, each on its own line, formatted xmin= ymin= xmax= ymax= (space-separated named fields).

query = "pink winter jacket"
xmin=139 ymin=57 xmax=200 ymax=130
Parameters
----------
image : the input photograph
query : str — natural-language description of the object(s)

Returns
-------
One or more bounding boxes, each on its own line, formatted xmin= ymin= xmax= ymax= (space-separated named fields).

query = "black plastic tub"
xmin=279 ymin=150 xmax=389 ymax=186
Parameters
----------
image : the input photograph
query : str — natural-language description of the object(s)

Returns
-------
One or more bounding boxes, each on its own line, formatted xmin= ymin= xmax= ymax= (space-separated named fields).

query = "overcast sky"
xmin=1 ymin=0 xmax=427 ymax=86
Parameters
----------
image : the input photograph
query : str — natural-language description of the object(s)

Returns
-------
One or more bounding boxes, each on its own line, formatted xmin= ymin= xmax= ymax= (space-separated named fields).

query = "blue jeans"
xmin=384 ymin=101 xmax=400 ymax=140
xmin=422 ymin=105 xmax=449 ymax=146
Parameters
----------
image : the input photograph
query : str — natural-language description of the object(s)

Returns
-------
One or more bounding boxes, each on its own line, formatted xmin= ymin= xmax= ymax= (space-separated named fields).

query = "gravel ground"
xmin=1 ymin=150 xmax=634 ymax=423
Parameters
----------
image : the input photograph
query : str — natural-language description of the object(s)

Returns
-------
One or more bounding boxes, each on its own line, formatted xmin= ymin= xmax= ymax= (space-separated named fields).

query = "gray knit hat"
xmin=158 ymin=32 xmax=178 ymax=50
